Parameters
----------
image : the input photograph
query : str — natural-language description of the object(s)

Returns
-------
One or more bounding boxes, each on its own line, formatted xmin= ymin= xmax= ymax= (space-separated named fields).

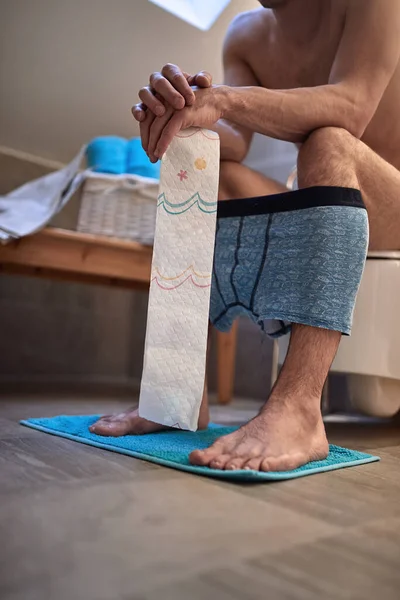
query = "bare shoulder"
xmin=223 ymin=8 xmax=272 ymax=60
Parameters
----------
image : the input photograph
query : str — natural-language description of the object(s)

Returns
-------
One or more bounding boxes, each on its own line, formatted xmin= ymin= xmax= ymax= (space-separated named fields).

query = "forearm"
xmin=211 ymin=118 xmax=252 ymax=162
xmin=217 ymin=83 xmax=363 ymax=143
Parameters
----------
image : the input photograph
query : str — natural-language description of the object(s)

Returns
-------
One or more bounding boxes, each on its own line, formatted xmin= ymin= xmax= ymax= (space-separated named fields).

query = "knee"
xmin=300 ymin=127 xmax=355 ymax=162
xmin=298 ymin=127 xmax=359 ymax=188
xmin=220 ymin=160 xmax=240 ymax=182
xmin=219 ymin=160 xmax=243 ymax=200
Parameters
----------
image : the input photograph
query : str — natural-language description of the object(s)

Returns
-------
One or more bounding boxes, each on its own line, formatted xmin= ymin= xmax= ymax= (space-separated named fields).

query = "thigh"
xmin=219 ymin=160 xmax=288 ymax=201
xmin=356 ymin=144 xmax=400 ymax=251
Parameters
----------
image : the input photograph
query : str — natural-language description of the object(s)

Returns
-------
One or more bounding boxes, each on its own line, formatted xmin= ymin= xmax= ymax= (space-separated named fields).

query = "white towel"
xmin=138 ymin=128 xmax=220 ymax=431
xmin=0 ymin=147 xmax=86 ymax=243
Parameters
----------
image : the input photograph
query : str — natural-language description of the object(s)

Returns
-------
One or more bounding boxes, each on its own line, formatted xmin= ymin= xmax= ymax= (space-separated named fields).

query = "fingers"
xmin=139 ymin=109 xmax=156 ymax=155
xmin=138 ymin=86 xmax=166 ymax=116
xmin=161 ymin=63 xmax=195 ymax=105
xmin=135 ymin=65 xmax=211 ymax=127
xmin=147 ymin=71 xmax=185 ymax=110
xmin=193 ymin=70 xmax=213 ymax=88
xmin=147 ymin=105 xmax=175 ymax=162
xmin=136 ymin=63 xmax=210 ymax=158
xmin=132 ymin=102 xmax=147 ymax=122
xmin=155 ymin=112 xmax=185 ymax=159
xmin=187 ymin=71 xmax=212 ymax=88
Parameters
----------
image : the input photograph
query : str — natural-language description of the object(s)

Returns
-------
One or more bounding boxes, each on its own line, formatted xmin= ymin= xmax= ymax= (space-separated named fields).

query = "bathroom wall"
xmin=0 ymin=0 xmax=297 ymax=399
xmin=0 ymin=0 xmax=259 ymax=161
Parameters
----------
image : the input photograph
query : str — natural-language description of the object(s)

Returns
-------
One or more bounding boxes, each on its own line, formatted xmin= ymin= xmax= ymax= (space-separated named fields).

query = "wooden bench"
xmin=0 ymin=227 xmax=237 ymax=403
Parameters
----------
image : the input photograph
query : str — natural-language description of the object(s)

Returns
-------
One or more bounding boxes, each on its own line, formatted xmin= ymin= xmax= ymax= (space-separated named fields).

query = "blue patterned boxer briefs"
xmin=210 ymin=186 xmax=369 ymax=337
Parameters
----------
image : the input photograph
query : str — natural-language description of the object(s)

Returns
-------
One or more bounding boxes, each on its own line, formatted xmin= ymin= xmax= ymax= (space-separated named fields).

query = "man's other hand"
xmin=149 ymin=86 xmax=224 ymax=161
xmin=132 ymin=63 xmax=212 ymax=122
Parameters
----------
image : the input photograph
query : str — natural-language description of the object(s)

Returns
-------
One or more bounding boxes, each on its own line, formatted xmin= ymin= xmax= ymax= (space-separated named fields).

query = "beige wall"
xmin=1 ymin=0 xmax=279 ymax=400
xmin=0 ymin=1 xmax=347 ymax=406
xmin=0 ymin=0 xmax=258 ymax=162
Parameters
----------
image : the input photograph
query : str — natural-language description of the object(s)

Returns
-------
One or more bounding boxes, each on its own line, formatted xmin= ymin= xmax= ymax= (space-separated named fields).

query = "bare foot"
xmin=89 ymin=386 xmax=209 ymax=436
xmin=189 ymin=395 xmax=329 ymax=472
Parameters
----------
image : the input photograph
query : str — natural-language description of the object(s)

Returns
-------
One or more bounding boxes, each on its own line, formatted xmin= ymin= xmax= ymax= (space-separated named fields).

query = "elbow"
xmin=330 ymin=104 xmax=372 ymax=140
xmin=343 ymin=107 xmax=373 ymax=139
xmin=333 ymin=84 xmax=376 ymax=139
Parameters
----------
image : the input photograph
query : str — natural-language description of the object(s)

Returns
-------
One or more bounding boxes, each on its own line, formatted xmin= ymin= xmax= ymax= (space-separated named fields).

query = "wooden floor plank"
xmin=1 ymin=395 xmax=399 ymax=600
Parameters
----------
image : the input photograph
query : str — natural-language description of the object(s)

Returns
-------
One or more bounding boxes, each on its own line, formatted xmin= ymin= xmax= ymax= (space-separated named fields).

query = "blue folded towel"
xmin=86 ymin=136 xmax=160 ymax=178
xmin=20 ymin=416 xmax=379 ymax=482
xmin=86 ymin=136 xmax=128 ymax=175
xmin=127 ymin=137 xmax=160 ymax=179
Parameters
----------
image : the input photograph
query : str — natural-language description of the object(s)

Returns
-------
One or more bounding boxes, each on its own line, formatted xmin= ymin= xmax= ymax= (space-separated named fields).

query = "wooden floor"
xmin=1 ymin=395 xmax=400 ymax=600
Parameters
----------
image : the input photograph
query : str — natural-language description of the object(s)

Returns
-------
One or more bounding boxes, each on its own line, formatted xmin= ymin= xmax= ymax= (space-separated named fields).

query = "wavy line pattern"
xmin=151 ymin=275 xmax=211 ymax=291
xmin=157 ymin=192 xmax=216 ymax=208
xmin=157 ymin=192 xmax=217 ymax=215
xmin=152 ymin=265 xmax=211 ymax=281
xmin=175 ymin=128 xmax=219 ymax=141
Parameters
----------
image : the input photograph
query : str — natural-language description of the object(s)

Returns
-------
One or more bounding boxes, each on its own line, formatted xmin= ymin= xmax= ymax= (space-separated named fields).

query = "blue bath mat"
xmin=20 ymin=415 xmax=380 ymax=481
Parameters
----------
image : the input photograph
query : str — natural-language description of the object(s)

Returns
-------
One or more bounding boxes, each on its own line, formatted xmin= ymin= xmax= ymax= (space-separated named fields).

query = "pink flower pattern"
xmin=177 ymin=169 xmax=188 ymax=182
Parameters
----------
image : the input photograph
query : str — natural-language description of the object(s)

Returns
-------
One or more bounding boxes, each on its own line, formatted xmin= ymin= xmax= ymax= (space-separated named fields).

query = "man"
xmin=91 ymin=0 xmax=400 ymax=472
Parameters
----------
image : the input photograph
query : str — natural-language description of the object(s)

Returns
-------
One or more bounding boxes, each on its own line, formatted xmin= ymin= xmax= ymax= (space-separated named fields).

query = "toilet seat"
xmin=332 ymin=254 xmax=400 ymax=416
xmin=367 ymin=250 xmax=400 ymax=259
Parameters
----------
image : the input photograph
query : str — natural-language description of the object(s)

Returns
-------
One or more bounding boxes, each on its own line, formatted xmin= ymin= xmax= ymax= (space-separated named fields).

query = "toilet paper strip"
xmin=138 ymin=128 xmax=220 ymax=431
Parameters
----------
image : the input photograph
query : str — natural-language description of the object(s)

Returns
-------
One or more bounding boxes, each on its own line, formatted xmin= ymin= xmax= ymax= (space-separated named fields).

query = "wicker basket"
xmin=77 ymin=172 xmax=159 ymax=244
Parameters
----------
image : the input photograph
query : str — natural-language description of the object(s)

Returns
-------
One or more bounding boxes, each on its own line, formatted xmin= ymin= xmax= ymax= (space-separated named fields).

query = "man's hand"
xmin=132 ymin=63 xmax=212 ymax=121
xmin=147 ymin=86 xmax=225 ymax=161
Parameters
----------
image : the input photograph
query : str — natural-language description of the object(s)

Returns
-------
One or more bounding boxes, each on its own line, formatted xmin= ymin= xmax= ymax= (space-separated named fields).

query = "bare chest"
xmin=245 ymin=22 xmax=344 ymax=90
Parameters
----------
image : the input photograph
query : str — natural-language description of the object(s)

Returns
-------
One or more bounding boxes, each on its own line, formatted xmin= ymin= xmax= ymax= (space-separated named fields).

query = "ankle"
xmin=198 ymin=413 xmax=210 ymax=430
xmin=198 ymin=393 xmax=210 ymax=430
xmin=263 ymin=389 xmax=322 ymax=419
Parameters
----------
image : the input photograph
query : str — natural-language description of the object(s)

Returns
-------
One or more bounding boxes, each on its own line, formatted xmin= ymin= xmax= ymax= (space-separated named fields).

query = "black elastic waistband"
xmin=217 ymin=186 xmax=365 ymax=218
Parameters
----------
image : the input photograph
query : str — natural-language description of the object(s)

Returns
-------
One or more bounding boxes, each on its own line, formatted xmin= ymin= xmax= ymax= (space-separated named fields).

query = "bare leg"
xmin=90 ymin=165 xmax=283 ymax=437
xmin=192 ymin=126 xmax=400 ymax=471
xmin=93 ymin=128 xmax=400 ymax=448
xmin=218 ymin=160 xmax=287 ymax=200
xmin=297 ymin=126 xmax=400 ymax=251
xmin=190 ymin=325 xmax=337 ymax=471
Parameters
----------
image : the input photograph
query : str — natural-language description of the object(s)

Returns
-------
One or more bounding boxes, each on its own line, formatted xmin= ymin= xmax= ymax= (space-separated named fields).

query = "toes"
xmin=189 ymin=442 xmax=224 ymax=466
xmin=89 ymin=420 xmax=104 ymax=433
xmin=260 ymin=457 xmax=280 ymax=472
xmin=224 ymin=457 xmax=248 ymax=471
xmin=243 ymin=457 xmax=263 ymax=471
xmin=209 ymin=455 xmax=232 ymax=470
xmin=97 ymin=414 xmax=113 ymax=422
xmin=90 ymin=418 xmax=131 ymax=437
xmin=261 ymin=454 xmax=305 ymax=472
xmin=189 ymin=448 xmax=219 ymax=466
xmin=89 ymin=415 xmax=112 ymax=431
xmin=189 ymin=450 xmax=207 ymax=466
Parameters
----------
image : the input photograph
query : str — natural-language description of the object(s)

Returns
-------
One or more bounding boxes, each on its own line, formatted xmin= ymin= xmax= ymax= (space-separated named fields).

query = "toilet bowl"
xmin=332 ymin=251 xmax=400 ymax=417
xmin=277 ymin=251 xmax=400 ymax=417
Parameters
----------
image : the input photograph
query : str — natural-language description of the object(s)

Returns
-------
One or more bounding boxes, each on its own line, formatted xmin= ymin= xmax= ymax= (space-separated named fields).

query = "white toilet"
xmin=331 ymin=251 xmax=400 ymax=417
xmin=276 ymin=251 xmax=400 ymax=417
